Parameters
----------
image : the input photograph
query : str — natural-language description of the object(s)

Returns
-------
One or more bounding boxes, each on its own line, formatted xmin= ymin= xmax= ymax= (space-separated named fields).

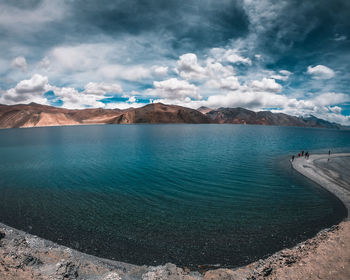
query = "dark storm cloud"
xmin=68 ymin=0 xmax=249 ymax=51
xmin=251 ymin=0 xmax=350 ymax=63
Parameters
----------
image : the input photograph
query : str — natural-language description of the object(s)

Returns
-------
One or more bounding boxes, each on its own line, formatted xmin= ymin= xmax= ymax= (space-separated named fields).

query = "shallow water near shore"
xmin=0 ymin=124 xmax=349 ymax=268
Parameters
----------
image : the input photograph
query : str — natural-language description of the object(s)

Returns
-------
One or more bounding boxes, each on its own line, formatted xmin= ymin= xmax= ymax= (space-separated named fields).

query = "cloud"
xmin=311 ymin=92 xmax=349 ymax=106
xmin=147 ymin=78 xmax=201 ymax=101
xmin=0 ymin=1 xmax=349 ymax=125
xmin=328 ymin=106 xmax=342 ymax=114
xmin=83 ymin=82 xmax=122 ymax=95
xmin=46 ymin=43 xmax=153 ymax=83
xmin=307 ymin=65 xmax=335 ymax=80
xmin=15 ymin=74 xmax=48 ymax=93
xmin=334 ymin=34 xmax=347 ymax=41
xmin=251 ymin=78 xmax=282 ymax=92
xmin=128 ymin=96 xmax=136 ymax=103
xmin=97 ymin=64 xmax=151 ymax=81
xmin=176 ymin=53 xmax=236 ymax=86
xmin=103 ymin=101 xmax=144 ymax=110
xmin=0 ymin=74 xmax=120 ymax=109
xmin=153 ymin=66 xmax=168 ymax=76
xmin=206 ymin=76 xmax=241 ymax=91
xmin=0 ymin=1 xmax=65 ymax=32
xmin=47 ymin=85 xmax=105 ymax=109
xmin=38 ymin=56 xmax=50 ymax=69
xmin=271 ymin=70 xmax=292 ymax=81
xmin=211 ymin=48 xmax=252 ymax=65
xmin=11 ymin=56 xmax=27 ymax=72
xmin=176 ymin=53 xmax=207 ymax=80
xmin=0 ymin=74 xmax=48 ymax=104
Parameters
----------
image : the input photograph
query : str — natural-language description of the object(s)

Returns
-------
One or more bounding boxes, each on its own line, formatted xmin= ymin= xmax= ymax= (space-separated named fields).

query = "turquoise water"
xmin=0 ymin=124 xmax=349 ymax=268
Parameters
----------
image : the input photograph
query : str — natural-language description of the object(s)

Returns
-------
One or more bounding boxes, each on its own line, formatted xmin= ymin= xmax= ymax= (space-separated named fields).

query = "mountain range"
xmin=0 ymin=102 xmax=346 ymax=129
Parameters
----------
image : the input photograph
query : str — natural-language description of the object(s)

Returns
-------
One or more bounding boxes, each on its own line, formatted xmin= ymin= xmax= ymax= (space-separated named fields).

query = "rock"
xmin=262 ymin=266 xmax=273 ymax=276
xmin=56 ymin=261 xmax=79 ymax=279
xmin=102 ymin=272 xmax=122 ymax=280
xmin=22 ymin=255 xmax=43 ymax=266
xmin=141 ymin=263 xmax=198 ymax=280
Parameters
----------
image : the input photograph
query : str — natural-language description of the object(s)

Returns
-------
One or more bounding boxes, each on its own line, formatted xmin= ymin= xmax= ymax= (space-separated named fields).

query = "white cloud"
xmin=11 ymin=56 xmax=27 ymax=72
xmin=104 ymin=101 xmax=144 ymax=110
xmin=176 ymin=53 xmax=207 ymax=80
xmin=205 ymin=60 xmax=235 ymax=79
xmin=328 ymin=106 xmax=342 ymax=114
xmin=15 ymin=74 xmax=48 ymax=93
xmin=176 ymin=53 xmax=236 ymax=87
xmin=47 ymin=85 xmax=105 ymax=109
xmin=211 ymin=48 xmax=252 ymax=65
xmin=97 ymin=64 xmax=151 ymax=81
xmin=0 ymin=74 xmax=48 ymax=104
xmin=206 ymin=76 xmax=241 ymax=91
xmin=147 ymin=78 xmax=201 ymax=101
xmin=0 ymin=1 xmax=65 ymax=32
xmin=271 ymin=70 xmax=292 ymax=81
xmin=226 ymin=53 xmax=252 ymax=65
xmin=153 ymin=66 xmax=168 ymax=76
xmin=46 ymin=43 xmax=152 ymax=83
xmin=39 ymin=56 xmax=50 ymax=69
xmin=0 ymin=74 xmax=110 ymax=109
xmin=128 ymin=96 xmax=136 ymax=103
xmin=251 ymin=78 xmax=282 ymax=92
xmin=311 ymin=92 xmax=349 ymax=106
xmin=307 ymin=65 xmax=335 ymax=80
xmin=83 ymin=82 xmax=122 ymax=95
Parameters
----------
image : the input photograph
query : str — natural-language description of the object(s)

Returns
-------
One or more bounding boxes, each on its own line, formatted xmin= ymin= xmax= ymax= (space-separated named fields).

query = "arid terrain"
xmin=0 ymin=103 xmax=346 ymax=129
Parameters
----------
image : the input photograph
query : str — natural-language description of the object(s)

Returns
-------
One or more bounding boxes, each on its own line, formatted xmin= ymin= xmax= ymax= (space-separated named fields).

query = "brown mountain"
xmin=0 ymin=103 xmax=211 ymax=128
xmin=197 ymin=106 xmax=213 ymax=114
xmin=0 ymin=102 xmax=345 ymax=129
xmin=111 ymin=103 xmax=212 ymax=124
xmin=0 ymin=103 xmax=122 ymax=128
xmin=204 ymin=107 xmax=344 ymax=129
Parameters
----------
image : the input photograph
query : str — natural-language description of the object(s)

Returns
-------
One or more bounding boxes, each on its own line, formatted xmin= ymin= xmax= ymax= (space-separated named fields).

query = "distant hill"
xmin=204 ymin=107 xmax=344 ymax=129
xmin=0 ymin=102 xmax=346 ymax=129
xmin=111 ymin=103 xmax=212 ymax=124
xmin=0 ymin=103 xmax=121 ymax=128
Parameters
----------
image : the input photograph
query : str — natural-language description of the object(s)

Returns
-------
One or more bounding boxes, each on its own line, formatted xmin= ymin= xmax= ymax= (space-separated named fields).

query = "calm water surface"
xmin=0 ymin=124 xmax=349 ymax=268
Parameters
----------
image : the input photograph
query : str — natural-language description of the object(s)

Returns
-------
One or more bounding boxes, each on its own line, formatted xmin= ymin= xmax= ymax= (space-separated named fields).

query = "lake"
xmin=0 ymin=124 xmax=349 ymax=268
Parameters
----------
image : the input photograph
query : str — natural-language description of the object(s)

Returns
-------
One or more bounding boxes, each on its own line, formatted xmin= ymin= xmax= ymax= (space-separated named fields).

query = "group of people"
xmin=291 ymin=150 xmax=331 ymax=162
xmin=291 ymin=150 xmax=310 ymax=162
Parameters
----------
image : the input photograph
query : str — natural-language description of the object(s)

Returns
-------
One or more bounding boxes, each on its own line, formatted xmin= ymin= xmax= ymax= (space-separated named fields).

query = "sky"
xmin=0 ymin=0 xmax=350 ymax=124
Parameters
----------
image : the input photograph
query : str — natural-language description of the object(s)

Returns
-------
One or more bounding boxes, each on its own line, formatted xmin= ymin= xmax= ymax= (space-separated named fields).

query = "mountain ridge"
xmin=0 ymin=102 xmax=347 ymax=129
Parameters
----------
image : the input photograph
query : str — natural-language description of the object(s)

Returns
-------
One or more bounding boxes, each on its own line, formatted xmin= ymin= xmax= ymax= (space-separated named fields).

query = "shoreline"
xmin=1 ymin=153 xmax=350 ymax=279
xmin=291 ymin=153 xmax=350 ymax=220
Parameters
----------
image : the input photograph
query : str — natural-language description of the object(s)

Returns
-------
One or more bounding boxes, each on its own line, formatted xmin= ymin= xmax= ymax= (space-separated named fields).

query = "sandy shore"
xmin=1 ymin=153 xmax=350 ymax=279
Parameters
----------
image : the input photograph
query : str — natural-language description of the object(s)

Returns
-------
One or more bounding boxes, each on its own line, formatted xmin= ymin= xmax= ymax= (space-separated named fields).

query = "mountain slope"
xmin=0 ymin=103 xmax=346 ymax=129
xmin=0 ymin=103 xmax=122 ymax=128
xmin=112 ymin=103 xmax=212 ymax=124
xmin=204 ymin=107 xmax=344 ymax=129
